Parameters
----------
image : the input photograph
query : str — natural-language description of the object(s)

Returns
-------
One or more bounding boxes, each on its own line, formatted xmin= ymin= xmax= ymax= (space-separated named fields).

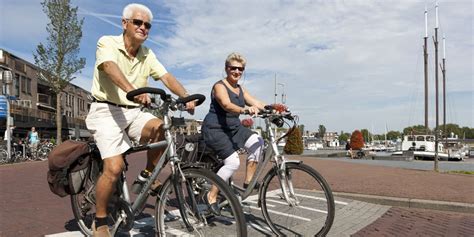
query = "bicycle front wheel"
xmin=155 ymin=167 xmax=247 ymax=237
xmin=260 ymin=162 xmax=335 ymax=236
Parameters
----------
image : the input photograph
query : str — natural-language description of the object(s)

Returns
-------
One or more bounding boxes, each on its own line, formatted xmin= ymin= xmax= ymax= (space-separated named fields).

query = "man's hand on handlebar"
xmin=185 ymin=101 xmax=196 ymax=115
xmin=134 ymin=94 xmax=151 ymax=106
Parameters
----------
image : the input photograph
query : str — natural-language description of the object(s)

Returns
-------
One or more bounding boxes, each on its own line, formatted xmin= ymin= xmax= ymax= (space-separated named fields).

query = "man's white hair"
xmin=123 ymin=3 xmax=153 ymax=21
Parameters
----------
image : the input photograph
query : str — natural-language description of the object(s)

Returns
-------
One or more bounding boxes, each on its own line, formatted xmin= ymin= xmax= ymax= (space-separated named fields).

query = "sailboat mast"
xmin=441 ymin=36 xmax=447 ymax=145
xmin=424 ymin=6 xmax=429 ymax=132
xmin=433 ymin=2 xmax=440 ymax=171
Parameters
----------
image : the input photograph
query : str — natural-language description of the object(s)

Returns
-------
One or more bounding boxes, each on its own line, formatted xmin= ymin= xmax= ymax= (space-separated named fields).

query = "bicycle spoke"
xmin=261 ymin=163 xmax=335 ymax=236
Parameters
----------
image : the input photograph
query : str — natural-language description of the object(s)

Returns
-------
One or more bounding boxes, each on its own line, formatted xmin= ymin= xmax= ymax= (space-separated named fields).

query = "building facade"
xmin=1 ymin=49 xmax=91 ymax=141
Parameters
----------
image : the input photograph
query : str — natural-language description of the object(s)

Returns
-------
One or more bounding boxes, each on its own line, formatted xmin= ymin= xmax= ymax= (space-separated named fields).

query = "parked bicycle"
xmin=70 ymin=87 xmax=247 ymax=236
xmin=202 ymin=106 xmax=335 ymax=236
xmin=0 ymin=142 xmax=29 ymax=164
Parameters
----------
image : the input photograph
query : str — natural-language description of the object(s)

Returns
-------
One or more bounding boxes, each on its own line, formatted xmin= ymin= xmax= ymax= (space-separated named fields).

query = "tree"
xmin=338 ymin=132 xmax=350 ymax=144
xmin=298 ymin=124 xmax=305 ymax=137
xmin=386 ymin=130 xmax=401 ymax=140
xmin=403 ymin=125 xmax=430 ymax=135
xmin=318 ymin=125 xmax=326 ymax=139
xmin=350 ymin=130 xmax=364 ymax=150
xmin=361 ymin=129 xmax=370 ymax=143
xmin=437 ymin=123 xmax=461 ymax=138
xmin=283 ymin=127 xmax=304 ymax=155
xmin=461 ymin=127 xmax=474 ymax=139
xmin=34 ymin=0 xmax=86 ymax=144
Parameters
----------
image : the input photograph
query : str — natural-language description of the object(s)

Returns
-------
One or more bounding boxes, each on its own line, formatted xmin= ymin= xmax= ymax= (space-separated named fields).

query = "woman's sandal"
xmin=203 ymin=191 xmax=221 ymax=215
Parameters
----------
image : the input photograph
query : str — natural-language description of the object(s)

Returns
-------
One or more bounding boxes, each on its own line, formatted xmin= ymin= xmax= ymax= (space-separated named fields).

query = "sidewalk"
xmin=281 ymin=156 xmax=474 ymax=212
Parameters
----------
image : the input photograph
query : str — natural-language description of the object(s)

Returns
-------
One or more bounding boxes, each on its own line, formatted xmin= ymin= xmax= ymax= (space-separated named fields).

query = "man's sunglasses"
xmin=227 ymin=66 xmax=245 ymax=72
xmin=127 ymin=19 xmax=152 ymax=30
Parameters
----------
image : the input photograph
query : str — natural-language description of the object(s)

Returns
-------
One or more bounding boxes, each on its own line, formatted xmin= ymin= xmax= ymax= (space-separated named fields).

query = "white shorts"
xmin=85 ymin=102 xmax=157 ymax=159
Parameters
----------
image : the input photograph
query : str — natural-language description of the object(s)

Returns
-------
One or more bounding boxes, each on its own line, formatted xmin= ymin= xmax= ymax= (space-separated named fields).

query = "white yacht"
xmin=392 ymin=135 xmax=463 ymax=161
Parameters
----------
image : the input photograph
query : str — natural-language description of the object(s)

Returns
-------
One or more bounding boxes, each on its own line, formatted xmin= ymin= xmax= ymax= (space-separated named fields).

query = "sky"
xmin=1 ymin=0 xmax=472 ymax=134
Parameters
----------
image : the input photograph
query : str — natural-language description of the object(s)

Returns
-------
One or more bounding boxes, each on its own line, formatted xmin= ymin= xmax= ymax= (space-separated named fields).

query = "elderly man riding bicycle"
xmin=85 ymin=3 xmax=195 ymax=237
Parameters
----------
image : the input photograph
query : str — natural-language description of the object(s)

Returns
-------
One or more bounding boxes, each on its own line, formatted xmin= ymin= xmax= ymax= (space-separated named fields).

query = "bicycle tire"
xmin=0 ymin=149 xmax=8 ymax=164
xmin=155 ymin=168 xmax=247 ymax=237
xmin=70 ymin=157 xmax=128 ymax=235
xmin=70 ymin=177 xmax=96 ymax=236
xmin=260 ymin=162 xmax=335 ymax=236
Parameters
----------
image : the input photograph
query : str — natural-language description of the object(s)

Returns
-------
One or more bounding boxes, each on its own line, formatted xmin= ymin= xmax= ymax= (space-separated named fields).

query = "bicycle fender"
xmin=181 ymin=162 xmax=209 ymax=169
xmin=283 ymin=160 xmax=302 ymax=165
xmin=257 ymin=166 xmax=280 ymax=208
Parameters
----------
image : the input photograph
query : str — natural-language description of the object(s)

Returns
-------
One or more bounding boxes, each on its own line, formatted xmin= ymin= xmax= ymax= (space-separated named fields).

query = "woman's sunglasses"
xmin=127 ymin=19 xmax=152 ymax=30
xmin=227 ymin=66 xmax=245 ymax=72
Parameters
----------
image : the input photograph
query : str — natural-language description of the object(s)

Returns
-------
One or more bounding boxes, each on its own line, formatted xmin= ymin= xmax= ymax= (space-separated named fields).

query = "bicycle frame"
xmin=108 ymin=97 xmax=195 ymax=235
xmin=232 ymin=113 xmax=300 ymax=206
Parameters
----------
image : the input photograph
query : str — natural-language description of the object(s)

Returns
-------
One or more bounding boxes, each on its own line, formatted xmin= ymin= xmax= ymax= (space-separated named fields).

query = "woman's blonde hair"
xmin=225 ymin=52 xmax=246 ymax=67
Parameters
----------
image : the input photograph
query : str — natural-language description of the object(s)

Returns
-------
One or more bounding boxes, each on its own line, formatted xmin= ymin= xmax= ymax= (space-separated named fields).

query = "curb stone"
xmin=333 ymin=191 xmax=474 ymax=214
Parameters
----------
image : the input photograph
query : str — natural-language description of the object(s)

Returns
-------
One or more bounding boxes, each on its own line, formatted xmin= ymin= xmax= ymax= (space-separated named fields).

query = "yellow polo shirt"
xmin=90 ymin=35 xmax=168 ymax=106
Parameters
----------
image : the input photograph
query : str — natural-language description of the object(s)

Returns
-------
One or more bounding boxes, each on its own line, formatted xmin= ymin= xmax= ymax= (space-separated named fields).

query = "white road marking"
xmin=248 ymin=206 xmax=311 ymax=221
xmin=266 ymin=198 xmax=328 ymax=214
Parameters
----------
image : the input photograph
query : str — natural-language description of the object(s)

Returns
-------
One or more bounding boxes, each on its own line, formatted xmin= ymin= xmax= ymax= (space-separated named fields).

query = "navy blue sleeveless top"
xmin=201 ymin=80 xmax=253 ymax=158
xmin=205 ymin=80 xmax=244 ymax=129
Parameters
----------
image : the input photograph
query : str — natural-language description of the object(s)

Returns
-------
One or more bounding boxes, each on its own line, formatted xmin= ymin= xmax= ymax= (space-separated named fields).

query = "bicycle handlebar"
xmin=126 ymin=87 xmax=206 ymax=107
xmin=176 ymin=94 xmax=206 ymax=107
xmin=126 ymin=87 xmax=166 ymax=101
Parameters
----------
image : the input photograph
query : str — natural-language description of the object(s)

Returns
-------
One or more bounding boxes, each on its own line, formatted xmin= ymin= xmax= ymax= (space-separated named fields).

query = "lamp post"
xmin=2 ymin=69 xmax=13 ymax=162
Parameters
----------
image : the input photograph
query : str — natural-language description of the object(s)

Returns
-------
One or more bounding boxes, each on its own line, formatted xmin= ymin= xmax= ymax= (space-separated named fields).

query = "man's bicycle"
xmin=70 ymin=87 xmax=247 ymax=236
xmin=206 ymin=106 xmax=335 ymax=236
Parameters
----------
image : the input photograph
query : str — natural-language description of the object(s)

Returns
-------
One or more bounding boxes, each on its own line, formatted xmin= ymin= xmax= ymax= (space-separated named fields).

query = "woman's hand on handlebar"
xmin=265 ymin=103 xmax=288 ymax=113
xmin=246 ymin=105 xmax=260 ymax=116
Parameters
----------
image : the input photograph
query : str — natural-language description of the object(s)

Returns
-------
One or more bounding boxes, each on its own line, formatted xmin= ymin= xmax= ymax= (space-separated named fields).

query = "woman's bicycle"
xmin=70 ymin=87 xmax=247 ymax=236
xmin=205 ymin=106 xmax=335 ymax=236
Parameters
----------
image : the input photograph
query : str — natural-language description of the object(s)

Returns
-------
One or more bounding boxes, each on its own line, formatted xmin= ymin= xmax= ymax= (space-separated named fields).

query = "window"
xmin=21 ymin=76 xmax=26 ymax=93
xmin=14 ymin=73 xmax=20 ymax=96
xmin=27 ymin=78 xmax=31 ymax=94
xmin=15 ymin=60 xmax=25 ymax=72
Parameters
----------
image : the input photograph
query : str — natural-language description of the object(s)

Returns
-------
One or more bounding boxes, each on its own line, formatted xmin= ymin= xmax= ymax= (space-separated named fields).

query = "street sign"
xmin=0 ymin=95 xmax=7 ymax=119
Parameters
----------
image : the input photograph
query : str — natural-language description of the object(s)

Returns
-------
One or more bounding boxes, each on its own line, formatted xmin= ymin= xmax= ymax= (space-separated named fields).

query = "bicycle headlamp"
xmin=272 ymin=117 xmax=284 ymax=128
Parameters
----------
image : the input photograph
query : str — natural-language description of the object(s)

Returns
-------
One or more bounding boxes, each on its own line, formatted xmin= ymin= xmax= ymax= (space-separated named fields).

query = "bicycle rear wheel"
xmin=260 ymin=162 xmax=335 ymax=236
xmin=155 ymin=168 xmax=247 ymax=236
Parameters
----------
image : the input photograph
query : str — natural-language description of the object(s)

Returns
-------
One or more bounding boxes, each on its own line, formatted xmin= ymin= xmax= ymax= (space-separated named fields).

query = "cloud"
xmin=1 ymin=0 xmax=472 ymax=134
xmin=151 ymin=0 xmax=472 ymax=133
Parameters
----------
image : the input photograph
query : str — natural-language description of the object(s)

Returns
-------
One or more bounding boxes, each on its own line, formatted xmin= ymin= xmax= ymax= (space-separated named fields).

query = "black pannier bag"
xmin=47 ymin=140 xmax=98 ymax=197
xmin=175 ymin=133 xmax=222 ymax=171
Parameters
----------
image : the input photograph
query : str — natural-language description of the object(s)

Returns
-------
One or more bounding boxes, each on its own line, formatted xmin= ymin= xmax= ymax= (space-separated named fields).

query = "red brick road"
xmin=1 ymin=155 xmax=473 ymax=236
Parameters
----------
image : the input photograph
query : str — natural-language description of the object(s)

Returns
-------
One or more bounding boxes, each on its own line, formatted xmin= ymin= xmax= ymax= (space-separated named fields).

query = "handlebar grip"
xmin=126 ymin=87 xmax=166 ymax=102
xmin=176 ymin=94 xmax=206 ymax=107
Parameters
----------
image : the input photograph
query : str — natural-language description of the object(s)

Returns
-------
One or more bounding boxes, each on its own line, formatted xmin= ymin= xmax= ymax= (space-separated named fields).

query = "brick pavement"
xmin=352 ymin=207 xmax=474 ymax=237
xmin=1 ymin=155 xmax=473 ymax=236
xmin=327 ymin=200 xmax=390 ymax=236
